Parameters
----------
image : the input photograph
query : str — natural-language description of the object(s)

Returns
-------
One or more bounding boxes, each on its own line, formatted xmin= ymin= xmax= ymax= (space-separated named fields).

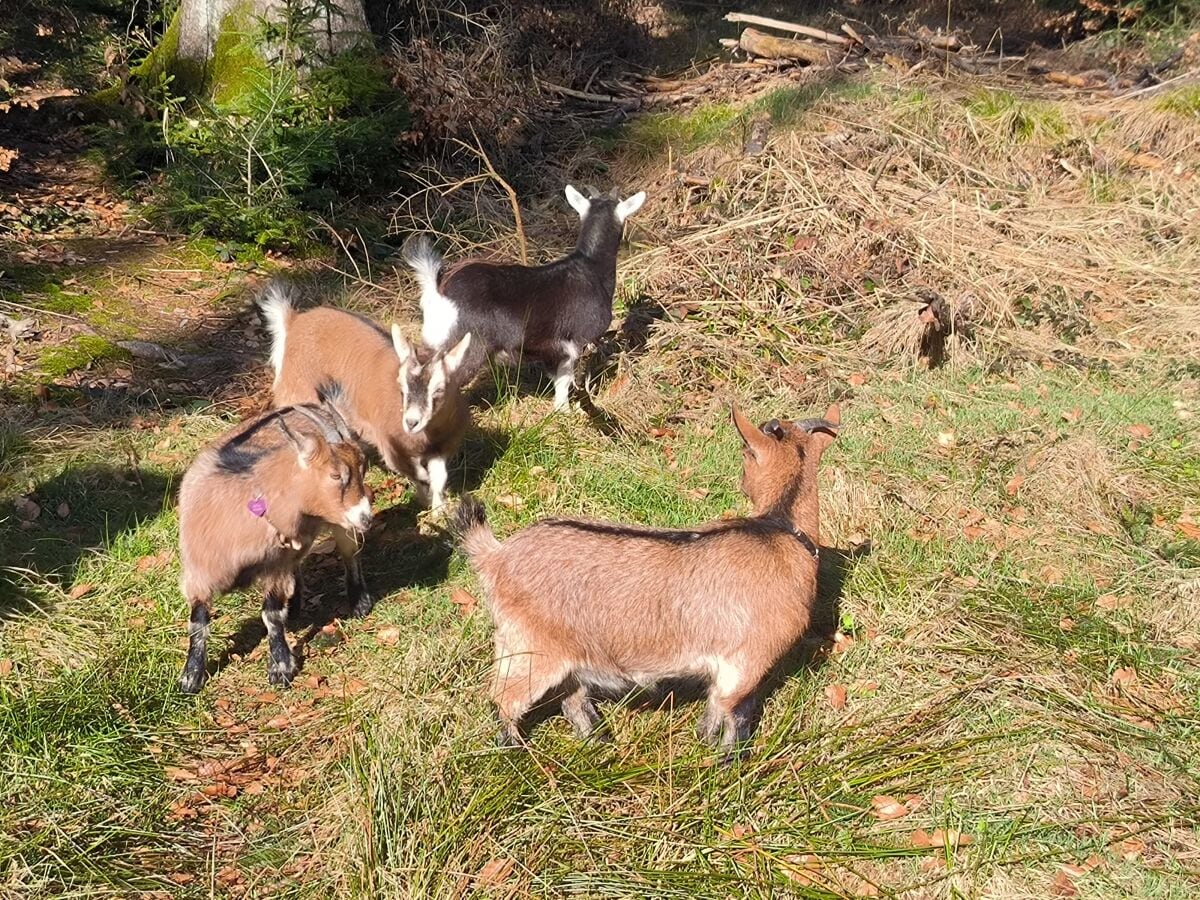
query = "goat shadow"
xmin=518 ymin=542 xmax=871 ymax=738
xmin=0 ymin=461 xmax=174 ymax=620
xmin=211 ymin=426 xmax=509 ymax=679
xmin=466 ymin=295 xmax=667 ymax=439
xmin=213 ymin=511 xmax=455 ymax=677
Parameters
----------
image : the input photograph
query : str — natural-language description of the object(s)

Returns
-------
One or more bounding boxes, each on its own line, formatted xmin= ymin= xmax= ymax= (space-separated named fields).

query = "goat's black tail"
xmin=453 ymin=494 xmax=500 ymax=563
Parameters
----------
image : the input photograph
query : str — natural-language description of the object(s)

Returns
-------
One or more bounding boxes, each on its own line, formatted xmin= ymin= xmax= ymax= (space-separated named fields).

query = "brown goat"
xmin=260 ymin=282 xmax=472 ymax=510
xmin=454 ymin=404 xmax=841 ymax=755
xmin=178 ymin=401 xmax=373 ymax=693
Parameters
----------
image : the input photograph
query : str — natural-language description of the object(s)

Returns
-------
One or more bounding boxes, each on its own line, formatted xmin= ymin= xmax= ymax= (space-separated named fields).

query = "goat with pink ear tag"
xmin=404 ymin=184 xmax=646 ymax=411
xmin=454 ymin=403 xmax=841 ymax=759
xmin=178 ymin=400 xmax=373 ymax=693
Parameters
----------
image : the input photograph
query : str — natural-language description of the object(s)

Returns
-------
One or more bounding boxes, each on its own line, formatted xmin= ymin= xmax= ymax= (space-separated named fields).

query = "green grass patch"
xmin=612 ymin=80 xmax=872 ymax=159
xmin=37 ymin=335 xmax=129 ymax=377
xmin=966 ymin=89 xmax=1068 ymax=142
xmin=1154 ymin=85 xmax=1200 ymax=119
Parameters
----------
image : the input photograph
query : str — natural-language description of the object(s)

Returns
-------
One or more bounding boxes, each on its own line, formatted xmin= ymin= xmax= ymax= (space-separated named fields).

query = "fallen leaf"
xmin=167 ymin=873 xmax=195 ymax=885
xmin=832 ymin=631 xmax=855 ymax=654
xmin=912 ymin=828 xmax=974 ymax=849
xmin=1062 ymin=408 xmax=1082 ymax=423
xmin=825 ymin=683 xmax=847 ymax=710
xmin=1176 ymin=518 xmax=1200 ymax=540
xmin=375 ymin=627 xmax=401 ymax=647
xmin=0 ymin=659 xmax=12 ymax=677
xmin=1059 ymin=617 xmax=1076 ymax=632
xmin=1004 ymin=474 xmax=1024 ymax=496
xmin=450 ymin=587 xmax=478 ymax=617
xmin=494 ymin=493 xmax=525 ymax=510
xmin=338 ymin=677 xmax=370 ymax=697
xmin=1039 ymin=565 xmax=1065 ymax=585
xmin=870 ymin=795 xmax=910 ymax=820
xmin=56 ymin=501 xmax=70 ymax=519
xmin=1051 ymin=869 xmax=1079 ymax=897
xmin=936 ymin=431 xmax=956 ymax=449
xmin=1117 ymin=838 xmax=1145 ymax=860
xmin=68 ymin=582 xmax=95 ymax=600
xmin=1095 ymin=594 xmax=1132 ymax=612
xmin=1111 ymin=667 xmax=1137 ymax=689
xmin=475 ymin=857 xmax=515 ymax=887
xmin=136 ymin=548 xmax=172 ymax=572
xmin=1127 ymin=424 xmax=1152 ymax=440
xmin=848 ymin=372 xmax=867 ymax=387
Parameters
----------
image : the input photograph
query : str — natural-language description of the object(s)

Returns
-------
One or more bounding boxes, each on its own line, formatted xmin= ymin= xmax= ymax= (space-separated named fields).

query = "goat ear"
xmin=615 ymin=191 xmax=646 ymax=223
xmin=442 ymin=332 xmax=472 ymax=374
xmin=809 ymin=403 xmax=841 ymax=455
xmin=279 ymin=417 xmax=319 ymax=469
xmin=564 ymin=184 xmax=590 ymax=218
xmin=391 ymin=324 xmax=412 ymax=365
xmin=731 ymin=406 xmax=771 ymax=459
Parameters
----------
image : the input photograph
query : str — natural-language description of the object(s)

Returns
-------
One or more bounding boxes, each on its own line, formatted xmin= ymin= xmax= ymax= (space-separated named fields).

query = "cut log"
xmin=724 ymin=13 xmax=849 ymax=45
xmin=737 ymin=28 xmax=837 ymax=65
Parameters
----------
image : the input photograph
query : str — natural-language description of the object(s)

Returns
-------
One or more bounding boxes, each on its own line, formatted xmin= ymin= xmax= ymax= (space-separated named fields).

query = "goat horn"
xmin=291 ymin=404 xmax=342 ymax=446
xmin=794 ymin=418 xmax=840 ymax=435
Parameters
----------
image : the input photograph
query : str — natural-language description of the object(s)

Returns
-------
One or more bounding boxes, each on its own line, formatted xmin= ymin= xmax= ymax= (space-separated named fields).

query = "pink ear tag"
xmin=248 ymin=496 xmax=267 ymax=517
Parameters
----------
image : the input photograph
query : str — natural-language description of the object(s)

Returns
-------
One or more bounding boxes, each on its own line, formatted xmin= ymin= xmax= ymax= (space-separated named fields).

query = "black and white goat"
xmin=404 ymin=185 xmax=646 ymax=409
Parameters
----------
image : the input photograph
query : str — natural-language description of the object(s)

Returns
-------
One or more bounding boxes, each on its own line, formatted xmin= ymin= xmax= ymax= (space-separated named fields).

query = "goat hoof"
xmin=350 ymin=593 xmax=375 ymax=618
xmin=587 ymin=727 xmax=614 ymax=745
xmin=718 ymin=746 xmax=752 ymax=767
xmin=179 ymin=669 xmax=206 ymax=694
xmin=267 ymin=660 xmax=297 ymax=687
xmin=494 ymin=728 xmax=523 ymax=749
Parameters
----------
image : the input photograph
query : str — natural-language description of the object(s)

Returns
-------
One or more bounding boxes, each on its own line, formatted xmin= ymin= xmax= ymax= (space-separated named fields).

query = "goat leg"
xmin=179 ymin=598 xmax=212 ymax=694
xmin=562 ymin=682 xmax=611 ymax=742
xmin=332 ymin=526 xmax=373 ymax=617
xmin=261 ymin=577 xmax=298 ymax=686
xmin=552 ymin=343 xmax=579 ymax=411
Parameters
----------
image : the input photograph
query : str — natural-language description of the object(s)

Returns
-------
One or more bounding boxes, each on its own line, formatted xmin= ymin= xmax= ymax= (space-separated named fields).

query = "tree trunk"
xmin=137 ymin=0 xmax=370 ymax=100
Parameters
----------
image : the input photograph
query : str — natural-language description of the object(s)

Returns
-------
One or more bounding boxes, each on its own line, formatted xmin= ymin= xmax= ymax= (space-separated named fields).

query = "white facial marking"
xmin=564 ymin=184 xmax=591 ymax=219
xmin=345 ymin=496 xmax=372 ymax=532
xmin=403 ymin=404 xmax=426 ymax=434
xmin=615 ymin=190 xmax=646 ymax=223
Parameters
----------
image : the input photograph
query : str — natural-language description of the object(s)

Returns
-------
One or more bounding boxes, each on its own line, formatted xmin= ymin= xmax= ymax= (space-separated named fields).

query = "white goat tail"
xmin=259 ymin=281 xmax=297 ymax=380
xmin=402 ymin=236 xmax=456 ymax=349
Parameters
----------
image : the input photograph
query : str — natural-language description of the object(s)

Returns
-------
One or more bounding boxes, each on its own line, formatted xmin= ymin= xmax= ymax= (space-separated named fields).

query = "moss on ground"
xmin=38 ymin=335 xmax=130 ymax=377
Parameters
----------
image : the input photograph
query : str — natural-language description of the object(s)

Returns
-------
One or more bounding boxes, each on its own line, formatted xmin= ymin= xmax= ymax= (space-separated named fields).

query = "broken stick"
xmin=736 ymin=28 xmax=837 ymax=65
xmin=725 ymin=12 xmax=849 ymax=45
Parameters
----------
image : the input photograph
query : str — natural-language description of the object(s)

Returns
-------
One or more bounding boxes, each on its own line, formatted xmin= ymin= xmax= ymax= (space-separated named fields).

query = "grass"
xmin=612 ymin=81 xmax=873 ymax=160
xmin=3 ymin=59 xmax=1200 ymax=900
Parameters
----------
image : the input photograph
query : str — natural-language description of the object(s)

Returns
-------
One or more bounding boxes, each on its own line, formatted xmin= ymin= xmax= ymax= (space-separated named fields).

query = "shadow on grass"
xmin=0 ymin=459 xmax=175 ymax=620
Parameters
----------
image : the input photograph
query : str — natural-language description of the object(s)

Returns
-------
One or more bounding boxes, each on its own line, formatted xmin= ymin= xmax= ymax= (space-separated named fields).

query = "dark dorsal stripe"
xmin=541 ymin=515 xmax=819 ymax=560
